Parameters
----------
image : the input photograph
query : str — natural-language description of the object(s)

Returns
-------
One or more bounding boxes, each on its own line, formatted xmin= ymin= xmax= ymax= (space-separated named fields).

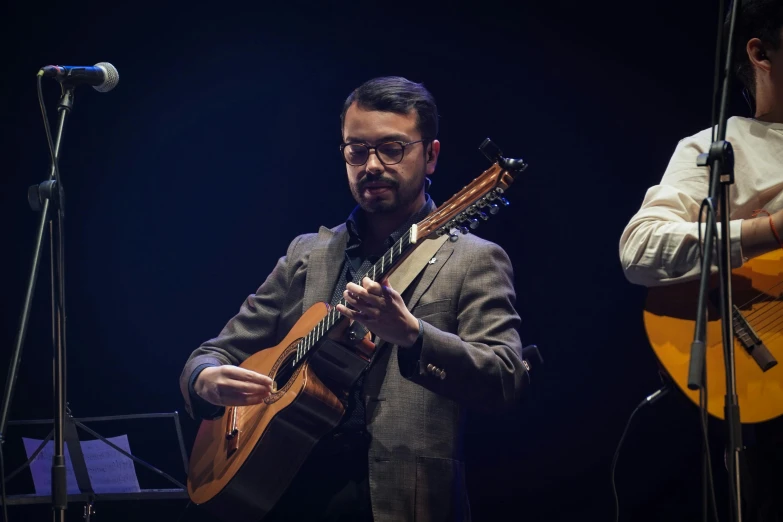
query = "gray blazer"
xmin=179 ymin=223 xmax=528 ymax=522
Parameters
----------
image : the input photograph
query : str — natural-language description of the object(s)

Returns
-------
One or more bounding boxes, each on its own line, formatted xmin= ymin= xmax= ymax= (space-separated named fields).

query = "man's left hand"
xmin=336 ymin=277 xmax=420 ymax=348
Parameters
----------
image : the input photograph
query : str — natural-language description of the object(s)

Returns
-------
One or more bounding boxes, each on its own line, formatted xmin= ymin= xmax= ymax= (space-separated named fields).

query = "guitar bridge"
xmin=732 ymin=305 xmax=778 ymax=372
xmin=226 ymin=406 xmax=240 ymax=457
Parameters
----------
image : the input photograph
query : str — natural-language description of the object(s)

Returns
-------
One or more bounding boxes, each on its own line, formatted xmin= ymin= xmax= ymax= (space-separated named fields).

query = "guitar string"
xmin=726 ymin=288 xmax=783 ymax=348
xmin=743 ymin=296 xmax=783 ymax=329
xmin=748 ymin=321 xmax=782 ymax=347
xmin=294 ymin=229 xmax=415 ymax=364
xmin=294 ymin=182 xmax=497 ymax=363
xmin=743 ymin=303 xmax=782 ymax=332
xmin=696 ymin=294 xmax=781 ymax=354
xmin=737 ymin=309 xmax=781 ymax=347
xmin=738 ymin=280 xmax=783 ymax=316
xmin=749 ymin=307 xmax=783 ymax=338
xmin=740 ymin=297 xmax=783 ymax=322
xmin=747 ymin=300 xmax=783 ymax=329
xmin=754 ymin=321 xmax=783 ymax=345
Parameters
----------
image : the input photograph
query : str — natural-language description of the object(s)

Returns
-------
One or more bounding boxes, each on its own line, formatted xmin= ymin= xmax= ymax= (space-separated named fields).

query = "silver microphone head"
xmin=93 ymin=62 xmax=119 ymax=92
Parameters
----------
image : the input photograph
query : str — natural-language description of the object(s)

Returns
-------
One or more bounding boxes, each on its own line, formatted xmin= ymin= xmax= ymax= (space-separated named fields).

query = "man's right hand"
xmin=194 ymin=365 xmax=275 ymax=407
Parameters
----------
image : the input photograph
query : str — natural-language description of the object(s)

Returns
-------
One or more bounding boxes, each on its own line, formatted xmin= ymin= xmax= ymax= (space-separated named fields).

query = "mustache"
xmin=358 ymin=176 xmax=399 ymax=191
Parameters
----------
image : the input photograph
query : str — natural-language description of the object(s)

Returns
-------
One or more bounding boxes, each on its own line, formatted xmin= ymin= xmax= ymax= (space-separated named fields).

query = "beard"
xmin=350 ymin=171 xmax=424 ymax=214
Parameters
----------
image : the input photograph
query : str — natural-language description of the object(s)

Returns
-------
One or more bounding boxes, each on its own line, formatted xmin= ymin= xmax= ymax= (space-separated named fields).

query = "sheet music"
xmin=22 ymin=434 xmax=141 ymax=495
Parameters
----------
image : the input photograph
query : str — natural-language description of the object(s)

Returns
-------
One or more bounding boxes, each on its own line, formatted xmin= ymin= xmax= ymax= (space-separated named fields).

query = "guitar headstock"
xmin=412 ymin=138 xmax=527 ymax=242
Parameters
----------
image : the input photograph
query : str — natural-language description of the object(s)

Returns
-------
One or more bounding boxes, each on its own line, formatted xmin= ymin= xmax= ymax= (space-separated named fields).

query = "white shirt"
xmin=619 ymin=116 xmax=783 ymax=287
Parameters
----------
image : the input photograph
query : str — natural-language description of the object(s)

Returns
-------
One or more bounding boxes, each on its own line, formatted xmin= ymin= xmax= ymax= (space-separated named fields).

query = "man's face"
xmin=341 ymin=102 xmax=437 ymax=216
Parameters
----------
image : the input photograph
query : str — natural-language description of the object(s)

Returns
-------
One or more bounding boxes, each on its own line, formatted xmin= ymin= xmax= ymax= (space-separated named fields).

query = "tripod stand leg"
xmin=64 ymin=417 xmax=93 ymax=495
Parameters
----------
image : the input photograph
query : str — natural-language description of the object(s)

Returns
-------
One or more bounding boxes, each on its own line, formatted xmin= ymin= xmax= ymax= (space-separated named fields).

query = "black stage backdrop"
xmin=0 ymin=2 xmax=752 ymax=521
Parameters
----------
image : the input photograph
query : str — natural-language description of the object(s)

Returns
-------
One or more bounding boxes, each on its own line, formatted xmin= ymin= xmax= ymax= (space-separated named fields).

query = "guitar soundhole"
xmin=274 ymin=352 xmax=296 ymax=389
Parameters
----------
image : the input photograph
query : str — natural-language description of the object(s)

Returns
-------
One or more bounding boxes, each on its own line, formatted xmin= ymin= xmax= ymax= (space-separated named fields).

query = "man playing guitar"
xmin=179 ymin=76 xmax=529 ymax=522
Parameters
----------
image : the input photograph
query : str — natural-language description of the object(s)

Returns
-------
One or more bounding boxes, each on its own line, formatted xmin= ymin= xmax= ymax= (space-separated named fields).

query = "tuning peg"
xmin=499 ymin=197 xmax=510 ymax=207
xmin=448 ymin=229 xmax=459 ymax=242
xmin=458 ymin=225 xmax=469 ymax=235
xmin=478 ymin=211 xmax=489 ymax=221
xmin=488 ymin=203 xmax=500 ymax=215
xmin=468 ymin=218 xmax=480 ymax=230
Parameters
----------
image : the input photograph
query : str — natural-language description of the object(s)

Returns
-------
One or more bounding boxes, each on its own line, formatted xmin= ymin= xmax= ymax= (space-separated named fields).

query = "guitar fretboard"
xmin=292 ymin=225 xmax=418 ymax=367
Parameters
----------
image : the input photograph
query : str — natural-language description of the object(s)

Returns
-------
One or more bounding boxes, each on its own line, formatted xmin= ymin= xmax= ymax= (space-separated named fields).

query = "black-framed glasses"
xmin=339 ymin=139 xmax=428 ymax=166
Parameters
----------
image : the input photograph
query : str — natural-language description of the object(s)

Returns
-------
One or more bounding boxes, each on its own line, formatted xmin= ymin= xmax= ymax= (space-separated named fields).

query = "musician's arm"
xmin=617 ymin=122 xmax=753 ymax=290
xmin=619 ymin=180 xmax=743 ymax=287
xmin=620 ymin=178 xmax=783 ymax=289
xmin=740 ymin=209 xmax=783 ymax=260
xmin=179 ymin=235 xmax=307 ymax=420
xmin=398 ymin=241 xmax=528 ymax=413
xmin=620 ymin=131 xmax=783 ymax=287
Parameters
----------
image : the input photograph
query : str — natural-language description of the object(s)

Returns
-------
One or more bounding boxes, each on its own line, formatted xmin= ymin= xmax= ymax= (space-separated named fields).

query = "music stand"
xmin=2 ymin=411 xmax=189 ymax=520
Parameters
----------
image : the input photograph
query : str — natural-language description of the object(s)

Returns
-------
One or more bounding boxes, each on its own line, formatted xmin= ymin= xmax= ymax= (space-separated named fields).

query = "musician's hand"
xmin=194 ymin=365 xmax=275 ymax=407
xmin=337 ymin=277 xmax=421 ymax=348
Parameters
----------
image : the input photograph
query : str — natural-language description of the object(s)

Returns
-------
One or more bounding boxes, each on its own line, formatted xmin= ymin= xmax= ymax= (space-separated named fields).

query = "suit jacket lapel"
xmin=303 ymin=225 xmax=349 ymax=311
xmin=403 ymin=238 xmax=455 ymax=312
xmin=367 ymin=236 xmax=455 ymax=353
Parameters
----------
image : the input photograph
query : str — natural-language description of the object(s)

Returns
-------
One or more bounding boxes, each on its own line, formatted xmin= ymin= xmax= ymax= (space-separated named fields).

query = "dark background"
xmin=0 ymin=1 xmax=754 ymax=521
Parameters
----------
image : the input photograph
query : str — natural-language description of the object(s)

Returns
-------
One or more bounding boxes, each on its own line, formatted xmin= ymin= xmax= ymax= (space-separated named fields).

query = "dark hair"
xmin=728 ymin=0 xmax=783 ymax=98
xmin=340 ymin=76 xmax=439 ymax=139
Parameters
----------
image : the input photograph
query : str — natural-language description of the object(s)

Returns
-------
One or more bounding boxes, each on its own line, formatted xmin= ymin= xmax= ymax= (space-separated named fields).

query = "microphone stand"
xmin=687 ymin=1 xmax=743 ymax=521
xmin=0 ymin=82 xmax=75 ymax=522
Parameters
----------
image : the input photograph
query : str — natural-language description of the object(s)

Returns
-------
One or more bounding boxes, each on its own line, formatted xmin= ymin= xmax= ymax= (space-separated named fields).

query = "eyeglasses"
xmin=339 ymin=139 xmax=428 ymax=166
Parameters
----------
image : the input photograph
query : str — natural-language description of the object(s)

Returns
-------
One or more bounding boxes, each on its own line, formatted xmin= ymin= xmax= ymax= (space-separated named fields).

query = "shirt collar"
xmin=345 ymin=194 xmax=436 ymax=251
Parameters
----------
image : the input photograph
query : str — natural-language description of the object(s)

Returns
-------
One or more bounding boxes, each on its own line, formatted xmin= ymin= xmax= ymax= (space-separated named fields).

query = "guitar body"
xmin=643 ymin=249 xmax=783 ymax=423
xmin=187 ymin=302 xmax=370 ymax=522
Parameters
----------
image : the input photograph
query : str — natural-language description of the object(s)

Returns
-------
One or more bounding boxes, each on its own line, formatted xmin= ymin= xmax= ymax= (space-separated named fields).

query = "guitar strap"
xmin=312 ymin=233 xmax=450 ymax=389
xmin=387 ymin=233 xmax=450 ymax=297
xmin=345 ymin=232 xmax=450 ymax=345
xmin=347 ymin=234 xmax=449 ymax=353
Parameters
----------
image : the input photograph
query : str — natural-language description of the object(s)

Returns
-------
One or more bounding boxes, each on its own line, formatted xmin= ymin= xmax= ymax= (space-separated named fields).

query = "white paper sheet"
xmin=22 ymin=434 xmax=141 ymax=495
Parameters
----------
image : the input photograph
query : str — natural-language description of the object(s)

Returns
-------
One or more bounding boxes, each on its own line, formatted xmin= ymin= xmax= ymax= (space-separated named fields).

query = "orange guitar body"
xmin=186 ymin=303 xmax=373 ymax=521
xmin=643 ymin=250 xmax=783 ymax=423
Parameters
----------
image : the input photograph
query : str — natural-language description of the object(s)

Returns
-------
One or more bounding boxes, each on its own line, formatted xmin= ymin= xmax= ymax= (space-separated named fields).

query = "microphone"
xmin=40 ymin=62 xmax=119 ymax=93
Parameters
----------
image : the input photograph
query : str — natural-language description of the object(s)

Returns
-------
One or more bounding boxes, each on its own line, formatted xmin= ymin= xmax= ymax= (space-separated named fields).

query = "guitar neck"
xmin=292 ymin=225 xmax=419 ymax=367
xmin=291 ymin=152 xmax=525 ymax=369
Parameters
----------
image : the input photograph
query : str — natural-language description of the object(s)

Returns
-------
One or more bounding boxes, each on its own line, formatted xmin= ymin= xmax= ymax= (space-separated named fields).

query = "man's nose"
xmin=365 ymin=150 xmax=385 ymax=174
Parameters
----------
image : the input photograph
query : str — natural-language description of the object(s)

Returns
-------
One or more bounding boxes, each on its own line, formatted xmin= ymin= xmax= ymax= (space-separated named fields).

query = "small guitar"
xmin=186 ymin=139 xmax=527 ymax=522
xmin=643 ymin=249 xmax=783 ymax=423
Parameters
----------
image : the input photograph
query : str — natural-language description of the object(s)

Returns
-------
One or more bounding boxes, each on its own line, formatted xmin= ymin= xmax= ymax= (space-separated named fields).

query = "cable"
xmin=611 ymin=387 xmax=669 ymax=522
xmin=611 ymin=402 xmax=642 ymax=522
xmin=36 ymin=71 xmax=63 ymax=184
xmin=696 ymin=184 xmax=722 ymax=522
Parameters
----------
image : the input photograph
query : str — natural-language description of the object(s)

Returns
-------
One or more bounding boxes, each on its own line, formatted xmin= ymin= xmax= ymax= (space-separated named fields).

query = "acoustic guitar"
xmin=643 ymin=249 xmax=783 ymax=423
xmin=186 ymin=139 xmax=527 ymax=522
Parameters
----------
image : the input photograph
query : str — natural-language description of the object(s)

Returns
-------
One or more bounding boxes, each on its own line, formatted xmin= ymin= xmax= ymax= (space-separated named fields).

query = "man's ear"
xmin=747 ymin=37 xmax=772 ymax=72
xmin=426 ymin=140 xmax=440 ymax=175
